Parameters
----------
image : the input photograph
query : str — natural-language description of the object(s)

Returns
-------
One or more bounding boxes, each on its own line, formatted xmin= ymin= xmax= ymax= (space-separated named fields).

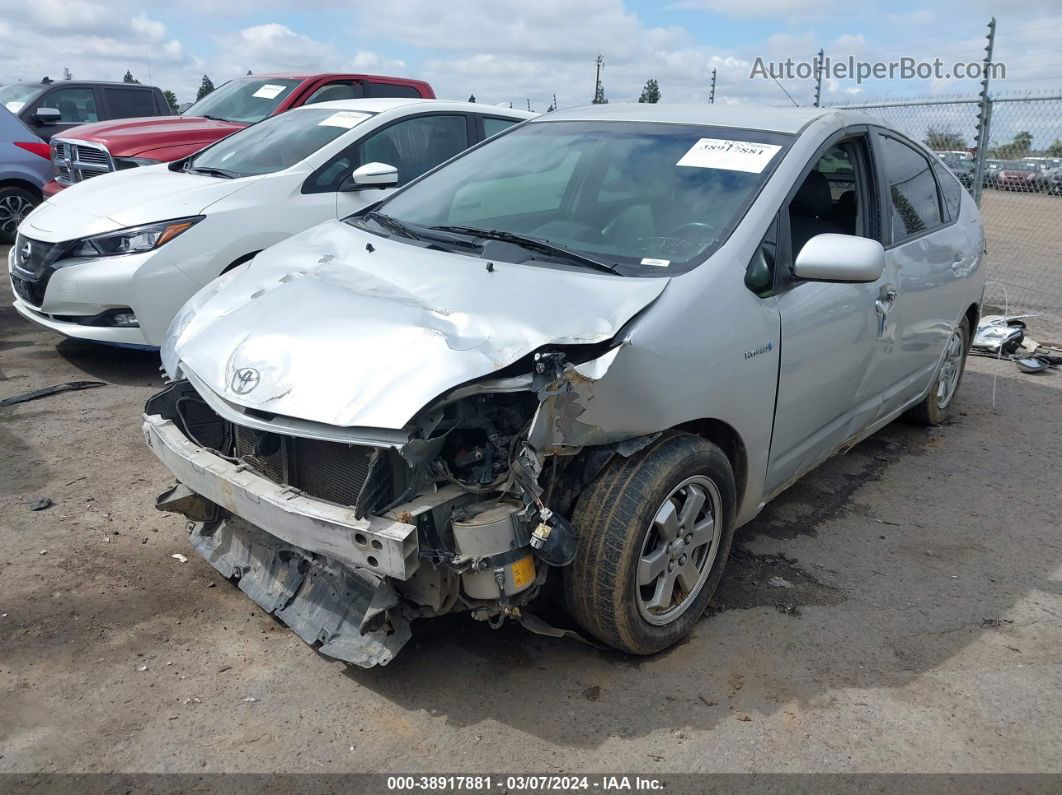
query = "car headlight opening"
xmin=69 ymin=217 xmax=203 ymax=258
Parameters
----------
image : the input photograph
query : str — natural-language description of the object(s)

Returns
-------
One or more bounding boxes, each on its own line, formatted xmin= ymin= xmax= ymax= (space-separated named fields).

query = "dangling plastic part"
xmin=529 ymin=513 xmax=578 ymax=566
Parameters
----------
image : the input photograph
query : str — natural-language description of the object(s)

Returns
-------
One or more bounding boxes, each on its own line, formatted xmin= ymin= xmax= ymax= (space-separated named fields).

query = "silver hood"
xmin=170 ymin=221 xmax=668 ymax=430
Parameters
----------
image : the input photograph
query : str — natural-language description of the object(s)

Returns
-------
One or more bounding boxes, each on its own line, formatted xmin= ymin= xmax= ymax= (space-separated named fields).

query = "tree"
xmin=468 ymin=94 xmax=476 ymax=103
xmin=41 ymin=76 xmax=53 ymax=84
xmin=638 ymin=78 xmax=660 ymax=104
xmin=1013 ymin=131 xmax=1033 ymax=156
xmin=246 ymin=70 xmax=253 ymax=76
xmin=63 ymin=68 xmax=72 ymax=80
xmin=1047 ymin=139 xmax=1062 ymax=158
xmin=924 ymin=127 xmax=966 ymax=151
xmin=196 ymin=75 xmax=215 ymax=102
xmin=123 ymin=70 xmax=140 ymax=84
xmin=163 ymin=90 xmax=179 ymax=114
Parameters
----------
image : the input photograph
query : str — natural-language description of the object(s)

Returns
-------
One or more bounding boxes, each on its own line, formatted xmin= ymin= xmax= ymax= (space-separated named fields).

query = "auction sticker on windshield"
xmin=252 ymin=84 xmax=287 ymax=100
xmin=677 ymin=138 xmax=782 ymax=173
xmin=319 ymin=111 xmax=371 ymax=129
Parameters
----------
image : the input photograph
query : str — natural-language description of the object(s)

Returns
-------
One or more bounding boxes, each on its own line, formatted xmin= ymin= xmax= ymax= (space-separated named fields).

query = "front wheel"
xmin=908 ymin=317 xmax=970 ymax=426
xmin=0 ymin=186 xmax=39 ymax=243
xmin=564 ymin=433 xmax=736 ymax=655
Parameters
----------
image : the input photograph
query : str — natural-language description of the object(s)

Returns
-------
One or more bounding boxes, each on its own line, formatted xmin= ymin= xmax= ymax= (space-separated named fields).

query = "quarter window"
xmin=880 ymin=135 xmax=944 ymax=242
xmin=305 ymin=82 xmax=364 ymax=104
xmin=44 ymin=88 xmax=98 ymax=123
xmin=357 ymin=114 xmax=469 ymax=186
xmin=932 ymin=161 xmax=962 ymax=222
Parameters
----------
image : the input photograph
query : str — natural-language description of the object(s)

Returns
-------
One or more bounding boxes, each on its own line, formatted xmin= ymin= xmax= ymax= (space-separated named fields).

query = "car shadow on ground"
xmin=334 ymin=368 xmax=1062 ymax=746
xmin=51 ymin=339 xmax=163 ymax=388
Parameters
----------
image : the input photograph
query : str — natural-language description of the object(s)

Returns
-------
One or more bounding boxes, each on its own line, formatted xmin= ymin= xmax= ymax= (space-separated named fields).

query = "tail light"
xmin=14 ymin=142 xmax=50 ymax=160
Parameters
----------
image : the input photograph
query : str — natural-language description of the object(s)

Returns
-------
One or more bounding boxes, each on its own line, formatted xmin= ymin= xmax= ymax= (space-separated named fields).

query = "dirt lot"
xmin=981 ymin=189 xmax=1062 ymax=311
xmin=2 ymin=242 xmax=1061 ymax=776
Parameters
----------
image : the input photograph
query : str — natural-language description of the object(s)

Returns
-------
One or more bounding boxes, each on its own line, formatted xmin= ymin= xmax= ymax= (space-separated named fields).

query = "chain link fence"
xmin=832 ymin=92 xmax=1062 ymax=316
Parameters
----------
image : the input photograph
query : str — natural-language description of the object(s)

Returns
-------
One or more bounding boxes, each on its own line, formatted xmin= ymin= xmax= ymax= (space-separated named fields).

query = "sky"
xmin=0 ymin=0 xmax=1060 ymax=111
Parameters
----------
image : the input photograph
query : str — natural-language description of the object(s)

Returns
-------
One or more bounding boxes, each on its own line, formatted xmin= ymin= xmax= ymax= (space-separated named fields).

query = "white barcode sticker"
xmin=318 ymin=111 xmax=371 ymax=129
xmin=677 ymin=138 xmax=782 ymax=173
xmin=252 ymin=84 xmax=286 ymax=100
xmin=5 ymin=101 xmax=25 ymax=113
xmin=641 ymin=258 xmax=670 ymax=267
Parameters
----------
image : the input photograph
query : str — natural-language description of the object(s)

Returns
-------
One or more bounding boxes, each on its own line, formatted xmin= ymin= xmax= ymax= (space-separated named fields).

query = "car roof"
xmin=536 ymin=103 xmax=865 ymax=134
xmin=288 ymin=98 xmax=536 ymax=118
xmin=7 ymin=80 xmax=157 ymax=88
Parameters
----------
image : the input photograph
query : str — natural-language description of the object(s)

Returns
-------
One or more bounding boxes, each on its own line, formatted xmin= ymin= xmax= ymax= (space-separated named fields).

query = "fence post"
xmin=972 ymin=17 xmax=996 ymax=207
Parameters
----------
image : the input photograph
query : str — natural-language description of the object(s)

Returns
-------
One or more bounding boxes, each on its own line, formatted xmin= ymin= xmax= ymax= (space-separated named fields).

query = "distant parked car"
xmin=40 ymin=72 xmax=435 ymax=197
xmin=936 ymin=152 xmax=976 ymax=189
xmin=0 ymin=106 xmax=50 ymax=243
xmin=996 ymin=161 xmax=1043 ymax=192
xmin=0 ymin=80 xmax=171 ymax=142
xmin=10 ymin=99 xmax=532 ymax=347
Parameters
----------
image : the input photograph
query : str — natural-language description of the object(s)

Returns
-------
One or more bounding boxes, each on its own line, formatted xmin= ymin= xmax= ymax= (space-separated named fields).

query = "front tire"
xmin=909 ymin=317 xmax=970 ymax=426
xmin=564 ymin=433 xmax=736 ymax=655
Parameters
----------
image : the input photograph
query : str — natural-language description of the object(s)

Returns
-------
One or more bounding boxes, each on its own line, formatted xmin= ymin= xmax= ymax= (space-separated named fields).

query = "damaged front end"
xmin=144 ymin=342 xmax=645 ymax=667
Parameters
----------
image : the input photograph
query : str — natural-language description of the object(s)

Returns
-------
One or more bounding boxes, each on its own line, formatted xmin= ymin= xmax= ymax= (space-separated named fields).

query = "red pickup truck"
xmin=44 ymin=72 xmax=434 ymax=197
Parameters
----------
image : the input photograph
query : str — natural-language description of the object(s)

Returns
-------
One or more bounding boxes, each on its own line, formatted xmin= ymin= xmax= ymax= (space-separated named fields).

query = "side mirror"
xmin=35 ymin=107 xmax=61 ymax=125
xmin=343 ymin=161 xmax=398 ymax=191
xmin=793 ymin=234 xmax=884 ymax=283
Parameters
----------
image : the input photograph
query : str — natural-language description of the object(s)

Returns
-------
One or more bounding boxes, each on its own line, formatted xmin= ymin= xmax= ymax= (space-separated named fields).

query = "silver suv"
xmin=145 ymin=104 xmax=985 ymax=666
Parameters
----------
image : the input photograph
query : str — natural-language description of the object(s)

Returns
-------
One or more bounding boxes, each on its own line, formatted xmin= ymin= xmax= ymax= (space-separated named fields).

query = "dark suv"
xmin=0 ymin=80 xmax=171 ymax=142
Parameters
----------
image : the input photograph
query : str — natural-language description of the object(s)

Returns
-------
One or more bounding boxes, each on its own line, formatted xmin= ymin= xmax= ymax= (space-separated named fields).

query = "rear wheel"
xmin=564 ymin=433 xmax=736 ymax=655
xmin=908 ymin=318 xmax=970 ymax=426
xmin=0 ymin=186 xmax=39 ymax=243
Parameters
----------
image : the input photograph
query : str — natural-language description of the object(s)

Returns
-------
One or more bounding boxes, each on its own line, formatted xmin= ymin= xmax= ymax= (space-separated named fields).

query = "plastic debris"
xmin=171 ymin=553 xmax=189 ymax=563
xmin=767 ymin=576 xmax=794 ymax=589
xmin=29 ymin=497 xmax=53 ymax=511
xmin=243 ymin=696 xmax=259 ymax=703
xmin=1015 ymin=357 xmax=1051 ymax=374
xmin=137 ymin=664 xmax=148 ymax=672
xmin=0 ymin=380 xmax=105 ymax=407
xmin=972 ymin=315 xmax=1027 ymax=354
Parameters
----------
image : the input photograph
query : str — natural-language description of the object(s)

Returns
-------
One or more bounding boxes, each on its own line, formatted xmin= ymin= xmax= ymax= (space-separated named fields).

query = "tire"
xmin=908 ymin=317 xmax=970 ymax=426
xmin=564 ymin=432 xmax=736 ymax=655
xmin=0 ymin=186 xmax=39 ymax=244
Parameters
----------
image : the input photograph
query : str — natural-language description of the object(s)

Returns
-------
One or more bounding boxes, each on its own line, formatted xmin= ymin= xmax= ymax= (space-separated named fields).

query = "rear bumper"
xmin=141 ymin=412 xmax=420 ymax=580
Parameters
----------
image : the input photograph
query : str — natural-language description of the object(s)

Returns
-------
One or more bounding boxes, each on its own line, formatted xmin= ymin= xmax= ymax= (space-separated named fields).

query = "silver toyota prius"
xmin=145 ymin=104 xmax=985 ymax=666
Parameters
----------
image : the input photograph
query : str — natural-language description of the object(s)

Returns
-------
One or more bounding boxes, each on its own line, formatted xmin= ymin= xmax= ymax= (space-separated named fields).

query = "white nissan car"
xmin=8 ymin=99 xmax=533 ymax=348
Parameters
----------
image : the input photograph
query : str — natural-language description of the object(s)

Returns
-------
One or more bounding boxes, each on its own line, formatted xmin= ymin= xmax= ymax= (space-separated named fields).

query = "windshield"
xmin=1002 ymin=161 xmax=1036 ymax=171
xmin=188 ymin=107 xmax=372 ymax=178
xmin=0 ymin=83 xmax=45 ymax=114
xmin=183 ymin=77 xmax=301 ymax=124
xmin=369 ymin=120 xmax=792 ymax=276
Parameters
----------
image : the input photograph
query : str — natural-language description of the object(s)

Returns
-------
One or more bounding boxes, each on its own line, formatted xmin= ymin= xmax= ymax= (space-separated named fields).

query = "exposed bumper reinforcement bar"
xmin=192 ymin=515 xmax=411 ymax=667
xmin=142 ymin=413 xmax=420 ymax=580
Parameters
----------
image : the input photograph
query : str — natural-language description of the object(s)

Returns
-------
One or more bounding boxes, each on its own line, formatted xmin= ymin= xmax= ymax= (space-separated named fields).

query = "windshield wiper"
xmin=185 ymin=165 xmax=239 ymax=179
xmin=365 ymin=211 xmax=418 ymax=240
xmin=430 ymin=226 xmax=620 ymax=274
xmin=201 ymin=114 xmax=233 ymax=123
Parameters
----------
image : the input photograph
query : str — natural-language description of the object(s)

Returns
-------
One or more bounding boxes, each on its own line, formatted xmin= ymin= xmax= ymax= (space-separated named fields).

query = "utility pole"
xmin=972 ymin=17 xmax=997 ymax=207
xmin=709 ymin=68 xmax=716 ymax=104
xmin=593 ymin=55 xmax=605 ymax=104
xmin=527 ymin=98 xmax=532 ymax=112
xmin=813 ymin=48 xmax=824 ymax=108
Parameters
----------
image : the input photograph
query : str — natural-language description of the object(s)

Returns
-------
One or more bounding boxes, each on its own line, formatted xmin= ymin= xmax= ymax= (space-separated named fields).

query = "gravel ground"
xmin=2 ymin=244 xmax=1061 ymax=775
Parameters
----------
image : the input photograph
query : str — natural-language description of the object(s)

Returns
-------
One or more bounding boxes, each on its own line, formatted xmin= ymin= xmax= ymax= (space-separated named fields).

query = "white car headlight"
xmin=69 ymin=217 xmax=203 ymax=258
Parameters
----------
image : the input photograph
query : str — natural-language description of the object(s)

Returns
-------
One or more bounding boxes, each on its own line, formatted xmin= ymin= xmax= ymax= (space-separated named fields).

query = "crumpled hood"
xmin=173 ymin=221 xmax=667 ymax=430
xmin=23 ymin=167 xmax=255 ymax=239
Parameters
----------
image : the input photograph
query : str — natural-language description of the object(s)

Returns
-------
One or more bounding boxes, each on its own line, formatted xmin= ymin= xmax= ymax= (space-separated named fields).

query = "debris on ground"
xmin=243 ymin=697 xmax=259 ymax=703
xmin=0 ymin=380 xmax=106 ymax=407
xmin=29 ymin=497 xmax=53 ymax=511
xmin=171 ymin=553 xmax=188 ymax=563
xmin=136 ymin=664 xmax=148 ymax=672
xmin=767 ymin=576 xmax=794 ymax=589
xmin=971 ymin=315 xmax=1062 ymax=374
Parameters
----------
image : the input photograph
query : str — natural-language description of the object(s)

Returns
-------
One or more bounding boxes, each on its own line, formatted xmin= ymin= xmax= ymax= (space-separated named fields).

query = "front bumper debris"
xmin=142 ymin=413 xmax=419 ymax=580
xmin=193 ymin=515 xmax=410 ymax=667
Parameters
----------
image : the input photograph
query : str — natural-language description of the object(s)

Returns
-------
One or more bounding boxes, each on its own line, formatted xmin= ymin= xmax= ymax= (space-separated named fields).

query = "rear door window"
xmin=879 ymin=135 xmax=945 ymax=243
xmin=103 ymin=87 xmax=157 ymax=119
xmin=304 ymin=81 xmax=365 ymax=104
xmin=365 ymin=82 xmax=423 ymax=99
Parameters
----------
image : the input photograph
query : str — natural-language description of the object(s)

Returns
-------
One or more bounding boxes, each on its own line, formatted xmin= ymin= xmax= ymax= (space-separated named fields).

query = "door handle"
xmin=875 ymin=289 xmax=898 ymax=315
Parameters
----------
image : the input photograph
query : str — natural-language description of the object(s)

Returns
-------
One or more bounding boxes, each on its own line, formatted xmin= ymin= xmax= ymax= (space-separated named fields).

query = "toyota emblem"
xmin=231 ymin=367 xmax=261 ymax=395
xmin=19 ymin=239 xmax=32 ymax=263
